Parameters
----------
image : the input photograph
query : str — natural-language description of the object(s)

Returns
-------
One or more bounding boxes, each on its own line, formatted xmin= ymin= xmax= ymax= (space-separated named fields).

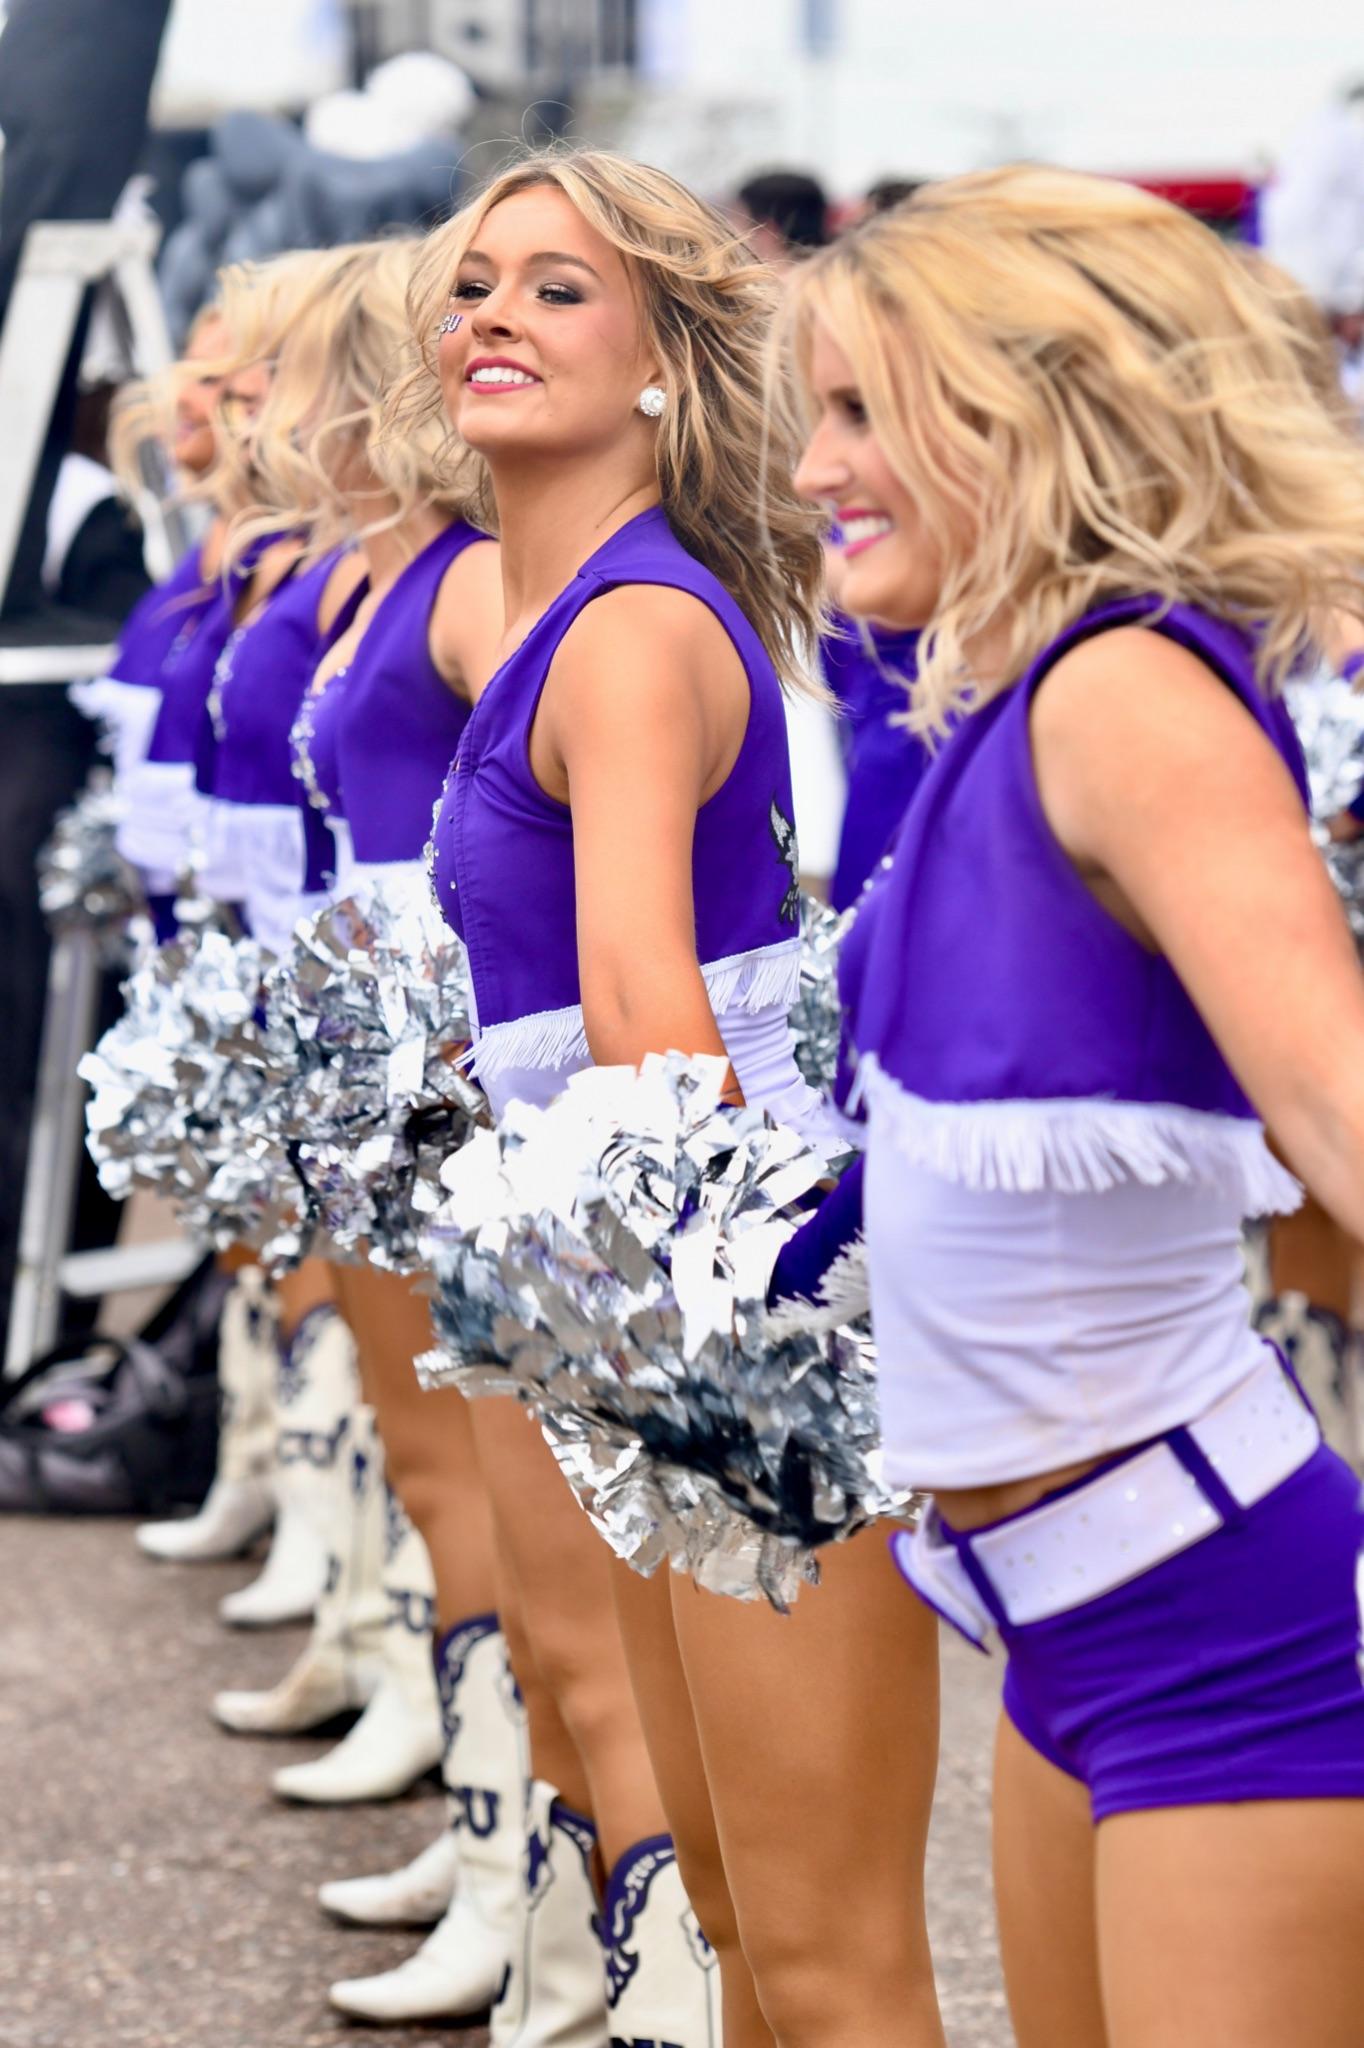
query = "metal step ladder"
xmin=2 ymin=215 xmax=202 ymax=1377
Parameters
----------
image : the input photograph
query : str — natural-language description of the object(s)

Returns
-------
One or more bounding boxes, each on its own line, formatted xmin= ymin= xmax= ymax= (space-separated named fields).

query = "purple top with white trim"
xmin=428 ymin=506 xmax=803 ymax=1080
xmin=317 ymin=520 xmax=487 ymax=862
xmin=842 ymin=598 xmax=1308 ymax=1202
xmin=200 ymin=548 xmax=365 ymax=892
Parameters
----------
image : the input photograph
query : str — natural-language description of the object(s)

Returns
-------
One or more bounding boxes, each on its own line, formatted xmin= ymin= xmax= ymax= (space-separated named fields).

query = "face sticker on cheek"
xmin=439 ymin=313 xmax=464 ymax=337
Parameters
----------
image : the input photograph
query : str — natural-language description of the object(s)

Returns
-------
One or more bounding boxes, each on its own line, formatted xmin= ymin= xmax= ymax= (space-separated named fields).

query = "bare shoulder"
xmin=1033 ymin=624 xmax=1302 ymax=858
xmin=430 ymin=535 xmax=503 ymax=696
xmin=552 ymin=582 xmax=740 ymax=711
xmin=1036 ymin=624 xmax=1231 ymax=728
xmin=1032 ymin=624 xmax=1286 ymax=780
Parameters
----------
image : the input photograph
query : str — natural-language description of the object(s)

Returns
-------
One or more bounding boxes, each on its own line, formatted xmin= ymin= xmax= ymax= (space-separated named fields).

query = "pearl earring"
xmin=637 ymin=384 xmax=666 ymax=419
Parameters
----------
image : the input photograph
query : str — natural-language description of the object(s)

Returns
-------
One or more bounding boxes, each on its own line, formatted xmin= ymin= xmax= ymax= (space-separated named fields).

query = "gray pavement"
xmin=0 ymin=1518 xmax=1011 ymax=2047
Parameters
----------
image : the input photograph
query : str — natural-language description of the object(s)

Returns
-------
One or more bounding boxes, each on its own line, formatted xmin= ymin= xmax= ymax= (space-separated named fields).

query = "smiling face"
xmin=172 ymin=313 xmax=231 ymax=477
xmin=436 ymin=183 xmax=661 ymax=470
xmin=794 ymin=320 xmax=947 ymax=631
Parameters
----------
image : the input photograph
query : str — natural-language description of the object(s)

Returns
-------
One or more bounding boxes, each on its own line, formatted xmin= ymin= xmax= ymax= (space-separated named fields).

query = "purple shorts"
xmin=997 ymin=1442 xmax=1364 ymax=1820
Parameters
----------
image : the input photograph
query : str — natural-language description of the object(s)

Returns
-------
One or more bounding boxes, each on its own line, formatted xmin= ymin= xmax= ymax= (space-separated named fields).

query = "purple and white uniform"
xmin=428 ymin=505 xmax=831 ymax=1142
xmin=70 ymin=540 xmax=215 ymax=789
xmin=291 ymin=521 xmax=488 ymax=909
xmin=193 ymin=548 xmax=364 ymax=952
xmin=118 ymin=542 xmax=261 ymax=891
xmin=846 ymin=597 xmax=1364 ymax=1816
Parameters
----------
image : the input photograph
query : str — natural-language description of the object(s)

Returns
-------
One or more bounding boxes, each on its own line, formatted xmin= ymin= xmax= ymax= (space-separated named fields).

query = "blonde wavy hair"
xmin=197 ymin=246 xmax=346 ymax=552
xmin=108 ymin=301 xmax=230 ymax=507
xmin=387 ymin=146 xmax=824 ymax=686
xmin=243 ymin=236 xmax=477 ymax=558
xmin=778 ymin=164 xmax=1364 ymax=735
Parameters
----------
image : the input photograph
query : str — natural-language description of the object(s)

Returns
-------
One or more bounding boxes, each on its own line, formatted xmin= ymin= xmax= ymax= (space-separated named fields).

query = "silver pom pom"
xmin=243 ymin=876 xmax=489 ymax=1271
xmin=37 ymin=770 xmax=145 ymax=963
xmin=788 ymin=891 xmax=850 ymax=1095
xmin=78 ymin=929 xmax=301 ymax=1249
xmin=1287 ymin=670 xmax=1364 ymax=946
xmin=421 ymin=1053 xmax=904 ymax=1609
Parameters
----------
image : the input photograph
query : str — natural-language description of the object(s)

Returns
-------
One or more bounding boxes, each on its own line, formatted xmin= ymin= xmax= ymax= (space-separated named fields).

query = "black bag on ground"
xmin=0 ymin=1257 xmax=229 ymax=1514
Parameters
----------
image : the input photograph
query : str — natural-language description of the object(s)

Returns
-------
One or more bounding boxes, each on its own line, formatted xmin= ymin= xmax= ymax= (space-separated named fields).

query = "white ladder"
xmin=2 ymin=217 xmax=202 ymax=1377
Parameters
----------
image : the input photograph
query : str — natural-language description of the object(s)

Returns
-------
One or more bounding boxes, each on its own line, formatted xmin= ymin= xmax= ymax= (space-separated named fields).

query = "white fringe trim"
xmin=858 ymin=1056 xmax=1303 ymax=1216
xmin=762 ymin=1235 xmax=871 ymax=1341
xmin=470 ymin=937 xmax=801 ymax=1086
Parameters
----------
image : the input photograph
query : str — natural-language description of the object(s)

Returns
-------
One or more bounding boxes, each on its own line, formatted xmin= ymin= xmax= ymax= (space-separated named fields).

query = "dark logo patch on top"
xmin=769 ymin=798 xmax=801 ymax=925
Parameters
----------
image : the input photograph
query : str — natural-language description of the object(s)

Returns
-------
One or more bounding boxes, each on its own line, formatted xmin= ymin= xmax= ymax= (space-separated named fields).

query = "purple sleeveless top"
xmin=200 ymin=548 xmax=365 ymax=891
xmin=820 ymin=617 xmax=927 ymax=911
xmin=316 ymin=521 xmax=487 ymax=864
xmin=112 ymin=541 xmax=213 ymax=683
xmin=143 ymin=539 xmax=269 ymax=767
xmin=842 ymin=598 xmax=1307 ymax=1208
xmin=72 ymin=542 xmax=217 ymax=782
xmin=429 ymin=506 xmax=803 ymax=1090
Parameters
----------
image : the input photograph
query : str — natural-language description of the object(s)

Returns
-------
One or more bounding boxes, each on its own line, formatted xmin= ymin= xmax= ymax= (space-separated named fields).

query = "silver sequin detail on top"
xmin=423 ymin=783 xmax=447 ymax=920
xmin=205 ymin=627 xmax=245 ymax=744
xmin=290 ymin=667 xmax=346 ymax=815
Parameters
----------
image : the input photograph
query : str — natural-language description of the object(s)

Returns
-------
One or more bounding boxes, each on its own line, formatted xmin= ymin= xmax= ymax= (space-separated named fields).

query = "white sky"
xmin=642 ymin=0 xmax=1364 ymax=185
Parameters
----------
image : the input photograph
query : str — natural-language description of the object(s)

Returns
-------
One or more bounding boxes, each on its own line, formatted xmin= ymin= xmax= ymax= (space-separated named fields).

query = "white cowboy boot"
xmin=320 ymin=1829 xmax=460 ymax=1932
xmin=327 ymin=1614 xmax=524 ymax=2019
xmin=271 ymin=1487 xmax=441 ymax=1803
xmin=218 ymin=1303 xmax=351 ymax=1629
xmin=317 ymin=1606 xmax=509 ymax=1928
xmin=491 ymin=1779 xmax=610 ymax=2048
xmin=213 ymin=1397 xmax=387 ymax=1735
xmin=136 ymin=1264 xmax=275 ymax=1561
xmin=598 ymin=1834 xmax=722 ymax=2048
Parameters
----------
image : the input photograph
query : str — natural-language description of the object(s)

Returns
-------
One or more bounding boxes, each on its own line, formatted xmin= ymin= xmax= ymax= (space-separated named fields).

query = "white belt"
xmin=892 ymin=1350 xmax=1321 ymax=1648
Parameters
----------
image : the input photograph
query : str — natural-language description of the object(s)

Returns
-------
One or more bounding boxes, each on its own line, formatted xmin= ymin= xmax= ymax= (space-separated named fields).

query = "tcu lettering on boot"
xmin=385 ymin=1586 xmax=437 ymax=1636
xmin=451 ymin=1783 xmax=501 ymax=1839
xmin=277 ymin=1415 xmax=349 ymax=1469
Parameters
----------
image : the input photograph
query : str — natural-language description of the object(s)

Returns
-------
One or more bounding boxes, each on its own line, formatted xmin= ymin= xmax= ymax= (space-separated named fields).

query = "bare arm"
xmin=538 ymin=585 xmax=749 ymax=1088
xmin=1033 ymin=626 xmax=1364 ymax=1238
xmin=429 ymin=537 xmax=504 ymax=703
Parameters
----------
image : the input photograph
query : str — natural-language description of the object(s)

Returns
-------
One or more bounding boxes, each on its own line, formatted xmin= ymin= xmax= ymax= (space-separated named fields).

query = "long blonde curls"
xmin=387 ymin=146 xmax=825 ymax=687
xmin=247 ymin=237 xmax=477 ymax=556
xmin=107 ymin=301 xmax=229 ymax=506
xmin=199 ymin=246 xmax=346 ymax=549
xmin=778 ymin=164 xmax=1364 ymax=735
